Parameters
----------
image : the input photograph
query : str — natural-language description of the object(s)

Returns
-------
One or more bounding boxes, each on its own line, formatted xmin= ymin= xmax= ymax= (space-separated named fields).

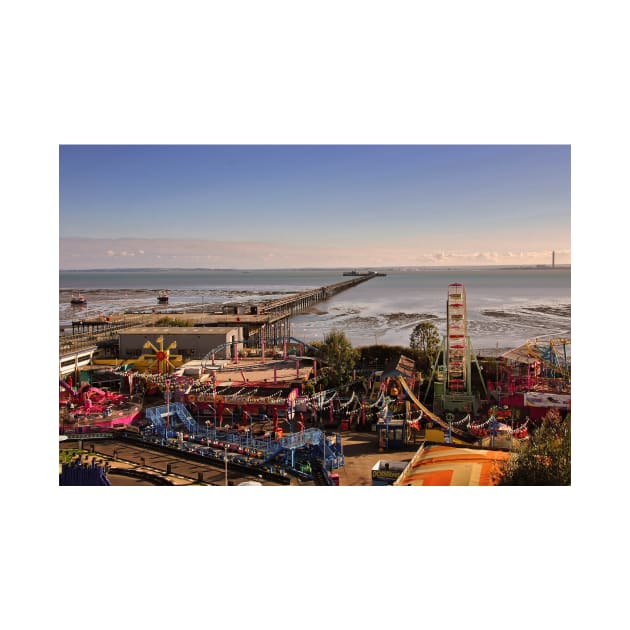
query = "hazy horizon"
xmin=60 ymin=262 xmax=571 ymax=272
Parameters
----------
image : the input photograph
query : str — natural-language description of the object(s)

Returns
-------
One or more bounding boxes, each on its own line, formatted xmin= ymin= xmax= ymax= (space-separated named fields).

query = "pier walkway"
xmin=60 ymin=275 xmax=378 ymax=356
xmin=258 ymin=275 xmax=374 ymax=315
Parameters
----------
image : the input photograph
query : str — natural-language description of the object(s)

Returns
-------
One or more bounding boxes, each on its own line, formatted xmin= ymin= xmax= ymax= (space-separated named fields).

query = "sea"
xmin=59 ymin=267 xmax=571 ymax=353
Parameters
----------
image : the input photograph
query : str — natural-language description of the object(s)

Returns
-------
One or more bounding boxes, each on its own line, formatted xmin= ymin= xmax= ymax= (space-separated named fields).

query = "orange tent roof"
xmin=393 ymin=444 xmax=510 ymax=486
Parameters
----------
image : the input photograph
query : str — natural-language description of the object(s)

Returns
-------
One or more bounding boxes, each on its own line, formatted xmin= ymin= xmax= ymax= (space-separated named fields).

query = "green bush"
xmin=154 ymin=317 xmax=194 ymax=327
xmin=496 ymin=410 xmax=571 ymax=485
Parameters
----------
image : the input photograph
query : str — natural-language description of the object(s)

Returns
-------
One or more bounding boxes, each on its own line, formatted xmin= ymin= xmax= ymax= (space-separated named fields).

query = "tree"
xmin=409 ymin=321 xmax=440 ymax=355
xmin=495 ymin=409 xmax=571 ymax=485
xmin=358 ymin=345 xmax=411 ymax=371
xmin=409 ymin=321 xmax=441 ymax=371
xmin=318 ymin=329 xmax=360 ymax=386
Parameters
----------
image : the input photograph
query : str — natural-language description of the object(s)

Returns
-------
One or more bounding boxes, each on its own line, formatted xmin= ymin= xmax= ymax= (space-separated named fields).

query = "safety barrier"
xmin=62 ymin=432 xmax=114 ymax=440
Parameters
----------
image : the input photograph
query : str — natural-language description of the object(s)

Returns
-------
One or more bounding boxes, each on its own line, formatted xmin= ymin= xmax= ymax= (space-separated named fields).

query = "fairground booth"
xmin=375 ymin=354 xmax=423 ymax=449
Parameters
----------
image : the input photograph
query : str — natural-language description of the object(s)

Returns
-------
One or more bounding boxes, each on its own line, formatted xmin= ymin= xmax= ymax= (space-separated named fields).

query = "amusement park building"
xmin=118 ymin=326 xmax=243 ymax=361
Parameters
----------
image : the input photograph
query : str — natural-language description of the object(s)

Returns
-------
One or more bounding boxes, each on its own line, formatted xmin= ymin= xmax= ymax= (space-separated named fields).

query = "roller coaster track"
xmin=201 ymin=336 xmax=319 ymax=365
xmin=396 ymin=376 xmax=477 ymax=443
xmin=526 ymin=340 xmax=571 ymax=379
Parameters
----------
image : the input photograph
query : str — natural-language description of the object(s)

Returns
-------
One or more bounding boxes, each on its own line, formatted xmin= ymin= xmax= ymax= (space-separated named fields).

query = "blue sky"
xmin=59 ymin=145 xmax=570 ymax=269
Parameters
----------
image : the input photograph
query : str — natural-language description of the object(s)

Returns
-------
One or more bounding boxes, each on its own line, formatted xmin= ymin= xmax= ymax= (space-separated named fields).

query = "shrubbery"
xmin=495 ymin=409 xmax=571 ymax=485
xmin=154 ymin=317 xmax=194 ymax=327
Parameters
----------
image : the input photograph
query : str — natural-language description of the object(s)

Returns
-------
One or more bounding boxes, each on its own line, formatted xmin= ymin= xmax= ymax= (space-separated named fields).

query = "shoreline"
xmin=61 ymin=264 xmax=571 ymax=272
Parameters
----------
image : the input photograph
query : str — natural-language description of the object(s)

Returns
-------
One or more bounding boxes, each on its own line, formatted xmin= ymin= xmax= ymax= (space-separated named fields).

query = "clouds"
xmin=60 ymin=237 xmax=570 ymax=269
xmin=61 ymin=238 xmax=293 ymax=268
xmin=106 ymin=249 xmax=144 ymax=257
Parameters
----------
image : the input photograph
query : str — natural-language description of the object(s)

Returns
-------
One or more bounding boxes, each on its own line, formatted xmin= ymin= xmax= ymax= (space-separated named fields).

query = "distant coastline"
xmin=60 ymin=264 xmax=571 ymax=272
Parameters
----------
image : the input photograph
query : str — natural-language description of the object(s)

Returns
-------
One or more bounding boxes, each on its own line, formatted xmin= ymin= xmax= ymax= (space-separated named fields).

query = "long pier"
xmin=60 ymin=274 xmax=379 ymax=356
xmin=258 ymin=275 xmax=374 ymax=315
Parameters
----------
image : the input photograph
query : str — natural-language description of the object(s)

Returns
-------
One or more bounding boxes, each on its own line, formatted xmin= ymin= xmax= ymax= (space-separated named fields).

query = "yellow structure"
xmin=424 ymin=427 xmax=470 ymax=446
xmin=91 ymin=336 xmax=185 ymax=373
xmin=126 ymin=353 xmax=184 ymax=373
xmin=141 ymin=335 xmax=181 ymax=373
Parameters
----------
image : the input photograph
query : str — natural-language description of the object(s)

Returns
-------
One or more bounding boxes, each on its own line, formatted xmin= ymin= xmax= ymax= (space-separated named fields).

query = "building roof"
xmin=393 ymin=443 xmax=510 ymax=486
xmin=500 ymin=343 xmax=540 ymax=365
xmin=119 ymin=326 xmax=240 ymax=335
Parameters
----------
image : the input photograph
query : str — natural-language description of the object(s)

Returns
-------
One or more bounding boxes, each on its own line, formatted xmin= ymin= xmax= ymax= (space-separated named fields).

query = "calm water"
xmin=60 ymin=267 xmax=571 ymax=351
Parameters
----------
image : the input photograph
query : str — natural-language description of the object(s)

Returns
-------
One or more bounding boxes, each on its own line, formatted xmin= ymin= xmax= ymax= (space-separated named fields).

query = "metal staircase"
xmin=145 ymin=402 xmax=199 ymax=437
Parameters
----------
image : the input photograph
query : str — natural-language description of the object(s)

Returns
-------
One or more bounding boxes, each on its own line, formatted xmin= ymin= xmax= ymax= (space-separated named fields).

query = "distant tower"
xmin=552 ymin=250 xmax=555 ymax=268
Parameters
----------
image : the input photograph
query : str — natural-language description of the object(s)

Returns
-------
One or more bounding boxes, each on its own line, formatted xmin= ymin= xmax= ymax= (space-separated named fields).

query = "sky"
xmin=59 ymin=144 xmax=570 ymax=269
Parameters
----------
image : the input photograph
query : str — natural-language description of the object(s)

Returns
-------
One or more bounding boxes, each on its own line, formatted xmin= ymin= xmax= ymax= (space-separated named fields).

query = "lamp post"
xmin=165 ymin=378 xmax=171 ymax=440
xmin=224 ymin=442 xmax=228 ymax=486
xmin=261 ymin=325 xmax=266 ymax=364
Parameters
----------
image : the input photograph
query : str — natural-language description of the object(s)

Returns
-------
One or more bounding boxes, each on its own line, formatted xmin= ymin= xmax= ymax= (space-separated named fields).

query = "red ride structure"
xmin=446 ymin=283 xmax=467 ymax=394
xmin=59 ymin=380 xmax=142 ymax=432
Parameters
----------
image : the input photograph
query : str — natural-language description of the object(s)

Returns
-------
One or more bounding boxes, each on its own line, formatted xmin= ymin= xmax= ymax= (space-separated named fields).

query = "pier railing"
xmin=59 ymin=314 xmax=156 ymax=354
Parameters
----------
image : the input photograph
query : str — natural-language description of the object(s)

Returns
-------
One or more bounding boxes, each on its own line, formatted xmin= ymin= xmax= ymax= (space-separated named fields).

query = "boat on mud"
xmin=70 ymin=291 xmax=87 ymax=305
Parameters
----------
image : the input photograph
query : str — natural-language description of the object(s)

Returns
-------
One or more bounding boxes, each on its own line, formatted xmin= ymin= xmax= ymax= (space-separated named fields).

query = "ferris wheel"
xmin=423 ymin=281 xmax=487 ymax=408
xmin=446 ymin=283 xmax=468 ymax=392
